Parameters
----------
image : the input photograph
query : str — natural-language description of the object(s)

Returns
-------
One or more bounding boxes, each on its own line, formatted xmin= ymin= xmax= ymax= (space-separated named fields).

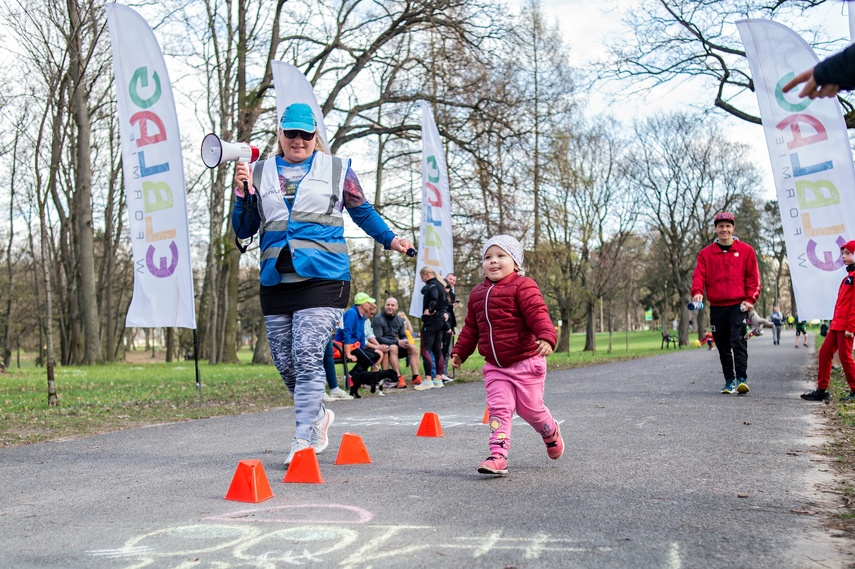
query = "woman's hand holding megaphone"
xmin=234 ymin=162 xmax=254 ymax=198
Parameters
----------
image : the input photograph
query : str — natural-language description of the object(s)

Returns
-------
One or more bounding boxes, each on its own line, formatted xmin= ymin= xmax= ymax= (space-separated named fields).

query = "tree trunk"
xmin=584 ymin=300 xmax=596 ymax=353
xmin=606 ymin=299 xmax=613 ymax=354
xmin=222 ymin=247 xmax=241 ymax=364
xmin=39 ymin=210 xmax=57 ymax=406
xmin=27 ymin=212 xmax=45 ymax=367
xmin=557 ymin=306 xmax=570 ymax=353
xmin=67 ymin=0 xmax=101 ymax=364
xmin=677 ymin=281 xmax=691 ymax=345
xmin=3 ymin=129 xmax=17 ymax=369
xmin=166 ymin=327 xmax=174 ymax=363
xmin=252 ymin=318 xmax=273 ymax=365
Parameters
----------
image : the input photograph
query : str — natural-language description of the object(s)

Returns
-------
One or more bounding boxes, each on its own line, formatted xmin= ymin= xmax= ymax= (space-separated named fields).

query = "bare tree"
xmin=598 ymin=0 xmax=855 ymax=126
xmin=624 ymin=112 xmax=761 ymax=345
xmin=537 ymin=119 xmax=636 ymax=353
xmin=65 ymin=0 xmax=104 ymax=364
xmin=761 ymin=199 xmax=788 ymax=307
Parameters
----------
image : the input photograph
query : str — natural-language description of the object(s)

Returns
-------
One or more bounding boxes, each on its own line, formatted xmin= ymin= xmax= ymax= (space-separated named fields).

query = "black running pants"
xmin=710 ymin=304 xmax=749 ymax=380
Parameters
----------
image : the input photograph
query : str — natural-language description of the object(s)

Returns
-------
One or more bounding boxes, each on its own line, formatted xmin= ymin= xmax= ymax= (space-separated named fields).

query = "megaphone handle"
xmin=234 ymin=180 xmax=254 ymax=255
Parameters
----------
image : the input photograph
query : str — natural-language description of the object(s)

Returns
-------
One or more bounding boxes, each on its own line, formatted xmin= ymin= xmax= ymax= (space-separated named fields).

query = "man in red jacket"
xmin=691 ymin=212 xmax=761 ymax=395
xmin=801 ymin=240 xmax=855 ymax=402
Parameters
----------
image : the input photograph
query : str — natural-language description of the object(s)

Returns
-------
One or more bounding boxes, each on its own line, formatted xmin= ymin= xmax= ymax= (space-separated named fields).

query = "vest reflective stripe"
xmin=290 ymin=210 xmax=344 ymax=226
xmin=255 ymin=153 xmax=351 ymax=285
xmin=265 ymin=220 xmax=289 ymax=232
xmin=260 ymin=247 xmax=283 ymax=262
xmin=331 ymin=158 xmax=343 ymax=210
xmin=289 ymin=239 xmax=349 ymax=254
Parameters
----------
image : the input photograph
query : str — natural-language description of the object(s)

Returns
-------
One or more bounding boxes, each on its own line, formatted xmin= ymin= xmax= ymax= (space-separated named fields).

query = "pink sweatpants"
xmin=817 ymin=329 xmax=855 ymax=391
xmin=483 ymin=355 xmax=557 ymax=460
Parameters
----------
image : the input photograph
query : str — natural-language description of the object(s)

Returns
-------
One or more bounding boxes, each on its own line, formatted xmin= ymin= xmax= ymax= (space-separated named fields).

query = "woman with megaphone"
xmin=231 ymin=102 xmax=414 ymax=467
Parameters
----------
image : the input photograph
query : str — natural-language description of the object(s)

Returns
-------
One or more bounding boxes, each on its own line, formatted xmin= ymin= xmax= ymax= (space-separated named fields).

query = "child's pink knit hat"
xmin=482 ymin=235 xmax=524 ymax=272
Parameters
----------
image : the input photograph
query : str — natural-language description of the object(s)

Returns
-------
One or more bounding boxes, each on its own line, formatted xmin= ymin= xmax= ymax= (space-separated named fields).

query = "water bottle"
xmin=687 ymin=301 xmax=704 ymax=311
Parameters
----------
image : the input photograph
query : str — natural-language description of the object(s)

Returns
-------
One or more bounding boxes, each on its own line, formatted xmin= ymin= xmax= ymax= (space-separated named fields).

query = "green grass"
xmin=1 ymin=330 xmax=681 ymax=447
xmin=811 ymin=333 xmax=855 ymax=529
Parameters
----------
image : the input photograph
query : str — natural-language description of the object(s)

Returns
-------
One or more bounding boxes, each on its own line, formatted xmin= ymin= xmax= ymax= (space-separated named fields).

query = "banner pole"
xmin=193 ymin=329 xmax=202 ymax=404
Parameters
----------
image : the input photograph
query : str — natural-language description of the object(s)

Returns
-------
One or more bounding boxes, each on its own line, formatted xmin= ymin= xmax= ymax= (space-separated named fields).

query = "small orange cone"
xmin=282 ymin=447 xmax=324 ymax=484
xmin=335 ymin=432 xmax=373 ymax=465
xmin=225 ymin=459 xmax=274 ymax=503
xmin=482 ymin=407 xmax=490 ymax=424
xmin=416 ymin=412 xmax=444 ymax=437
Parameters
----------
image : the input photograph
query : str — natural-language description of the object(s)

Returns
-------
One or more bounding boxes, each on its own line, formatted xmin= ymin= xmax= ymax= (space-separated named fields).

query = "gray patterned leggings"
xmin=265 ymin=307 xmax=343 ymax=441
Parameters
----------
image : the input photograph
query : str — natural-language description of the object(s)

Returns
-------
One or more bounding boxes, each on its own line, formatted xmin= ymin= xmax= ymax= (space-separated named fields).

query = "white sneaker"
xmin=285 ymin=438 xmax=310 ymax=466
xmin=327 ymin=388 xmax=354 ymax=400
xmin=310 ymin=407 xmax=335 ymax=454
xmin=432 ymin=378 xmax=444 ymax=388
xmin=414 ymin=381 xmax=433 ymax=391
xmin=441 ymin=374 xmax=454 ymax=383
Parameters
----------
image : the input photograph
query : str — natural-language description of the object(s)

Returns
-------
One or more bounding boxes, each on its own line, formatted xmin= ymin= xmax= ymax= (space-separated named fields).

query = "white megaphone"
xmin=200 ymin=133 xmax=260 ymax=168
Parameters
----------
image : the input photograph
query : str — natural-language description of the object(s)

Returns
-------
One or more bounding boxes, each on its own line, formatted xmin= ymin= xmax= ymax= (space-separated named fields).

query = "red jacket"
xmin=452 ymin=272 xmax=556 ymax=368
xmin=831 ymin=269 xmax=855 ymax=332
xmin=691 ymin=239 xmax=761 ymax=307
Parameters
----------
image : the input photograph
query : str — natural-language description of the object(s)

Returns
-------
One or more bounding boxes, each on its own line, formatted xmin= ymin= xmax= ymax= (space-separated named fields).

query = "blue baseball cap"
xmin=280 ymin=103 xmax=317 ymax=132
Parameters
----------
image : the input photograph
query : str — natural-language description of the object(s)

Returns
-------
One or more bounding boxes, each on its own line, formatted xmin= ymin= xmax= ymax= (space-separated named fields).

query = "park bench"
xmin=661 ymin=332 xmax=679 ymax=349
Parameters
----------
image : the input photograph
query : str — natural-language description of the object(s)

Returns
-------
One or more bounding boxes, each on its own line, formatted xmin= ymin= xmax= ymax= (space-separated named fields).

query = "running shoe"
xmin=285 ymin=438 xmax=310 ymax=466
xmin=543 ymin=424 xmax=565 ymax=460
xmin=801 ymin=389 xmax=830 ymax=401
xmin=477 ymin=455 xmax=508 ymax=476
xmin=325 ymin=388 xmax=353 ymax=401
xmin=310 ymin=407 xmax=335 ymax=454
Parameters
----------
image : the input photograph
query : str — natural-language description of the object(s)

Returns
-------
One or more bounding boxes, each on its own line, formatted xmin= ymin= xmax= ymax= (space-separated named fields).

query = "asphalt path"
xmin=1 ymin=329 xmax=852 ymax=568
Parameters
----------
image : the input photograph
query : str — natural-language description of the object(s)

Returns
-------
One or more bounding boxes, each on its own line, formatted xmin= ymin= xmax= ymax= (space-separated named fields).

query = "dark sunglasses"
xmin=282 ymin=130 xmax=315 ymax=141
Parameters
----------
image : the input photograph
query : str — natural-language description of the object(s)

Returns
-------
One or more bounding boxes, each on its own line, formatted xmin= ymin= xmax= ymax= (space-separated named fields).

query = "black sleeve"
xmin=423 ymin=283 xmax=440 ymax=312
xmin=815 ymin=44 xmax=855 ymax=90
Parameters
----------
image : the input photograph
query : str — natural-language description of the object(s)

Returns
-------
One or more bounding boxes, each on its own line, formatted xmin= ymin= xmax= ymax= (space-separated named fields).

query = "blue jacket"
xmin=232 ymin=152 xmax=395 ymax=286
xmin=335 ymin=305 xmax=366 ymax=346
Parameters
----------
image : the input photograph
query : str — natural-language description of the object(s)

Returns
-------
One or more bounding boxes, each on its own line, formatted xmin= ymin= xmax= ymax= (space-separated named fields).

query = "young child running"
xmin=451 ymin=235 xmax=562 ymax=476
xmin=801 ymin=240 xmax=855 ymax=402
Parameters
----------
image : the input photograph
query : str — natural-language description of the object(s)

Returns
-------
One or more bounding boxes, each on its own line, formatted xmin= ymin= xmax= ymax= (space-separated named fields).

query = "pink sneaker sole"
xmin=477 ymin=456 xmax=508 ymax=475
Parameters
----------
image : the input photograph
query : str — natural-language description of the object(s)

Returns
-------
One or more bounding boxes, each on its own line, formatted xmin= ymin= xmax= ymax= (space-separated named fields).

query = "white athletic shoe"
xmin=325 ymin=387 xmax=353 ymax=401
xmin=285 ymin=438 xmax=310 ymax=466
xmin=310 ymin=407 xmax=335 ymax=454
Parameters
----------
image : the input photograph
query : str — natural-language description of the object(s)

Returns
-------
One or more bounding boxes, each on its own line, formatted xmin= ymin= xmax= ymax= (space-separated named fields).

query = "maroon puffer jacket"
xmin=452 ymin=272 xmax=556 ymax=368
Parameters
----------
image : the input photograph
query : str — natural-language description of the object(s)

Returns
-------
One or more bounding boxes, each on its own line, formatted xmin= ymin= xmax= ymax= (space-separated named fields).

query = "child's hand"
xmin=451 ymin=354 xmax=462 ymax=369
xmin=535 ymin=340 xmax=553 ymax=357
xmin=847 ymin=331 xmax=854 ymax=339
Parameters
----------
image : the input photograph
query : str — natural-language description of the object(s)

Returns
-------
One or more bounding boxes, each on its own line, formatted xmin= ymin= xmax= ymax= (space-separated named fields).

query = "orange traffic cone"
xmin=482 ymin=407 xmax=490 ymax=424
xmin=225 ymin=459 xmax=274 ymax=503
xmin=416 ymin=412 xmax=444 ymax=437
xmin=283 ymin=447 xmax=324 ymax=484
xmin=335 ymin=432 xmax=373 ymax=465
